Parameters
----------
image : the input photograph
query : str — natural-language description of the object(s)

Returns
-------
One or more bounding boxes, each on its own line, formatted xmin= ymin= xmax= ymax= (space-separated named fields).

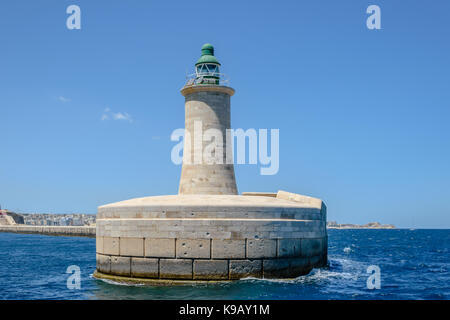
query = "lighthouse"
xmin=94 ymin=43 xmax=327 ymax=284
xmin=179 ymin=44 xmax=237 ymax=195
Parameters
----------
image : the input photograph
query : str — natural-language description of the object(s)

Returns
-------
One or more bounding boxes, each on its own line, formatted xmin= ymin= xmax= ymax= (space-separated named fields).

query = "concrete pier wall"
xmin=0 ymin=225 xmax=95 ymax=237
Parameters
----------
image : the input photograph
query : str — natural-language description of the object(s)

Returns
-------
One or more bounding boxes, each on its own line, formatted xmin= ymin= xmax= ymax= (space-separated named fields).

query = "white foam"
xmin=237 ymin=257 xmax=363 ymax=284
xmin=90 ymin=274 xmax=145 ymax=287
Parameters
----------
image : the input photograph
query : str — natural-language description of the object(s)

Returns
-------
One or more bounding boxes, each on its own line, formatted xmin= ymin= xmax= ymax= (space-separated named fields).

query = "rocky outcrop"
xmin=6 ymin=212 xmax=25 ymax=224
xmin=0 ymin=215 xmax=16 ymax=225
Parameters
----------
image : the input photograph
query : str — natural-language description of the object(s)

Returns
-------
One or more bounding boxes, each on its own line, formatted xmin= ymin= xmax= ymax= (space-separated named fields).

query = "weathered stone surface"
xmin=309 ymin=255 xmax=320 ymax=267
xmin=278 ymin=239 xmax=301 ymax=257
xmin=276 ymin=190 xmax=322 ymax=208
xmin=96 ymin=254 xmax=110 ymax=273
xmin=212 ymin=239 xmax=245 ymax=259
xmin=96 ymin=236 xmax=103 ymax=253
xmin=160 ymin=259 xmax=193 ymax=279
xmin=241 ymin=192 xmax=277 ymax=198
xmin=95 ymin=193 xmax=328 ymax=280
xmin=309 ymin=252 xmax=328 ymax=268
xmin=193 ymin=260 xmax=228 ymax=280
xmin=176 ymin=239 xmax=210 ymax=258
xmin=120 ymin=237 xmax=144 ymax=257
xmin=263 ymin=259 xmax=292 ymax=278
xmin=131 ymin=257 xmax=159 ymax=278
xmin=247 ymin=239 xmax=277 ymax=258
xmin=97 ymin=195 xmax=324 ymax=219
xmin=301 ymin=238 xmax=323 ymax=257
xmin=110 ymin=256 xmax=131 ymax=276
xmin=96 ymin=217 xmax=325 ymax=239
xmin=289 ymin=257 xmax=311 ymax=275
xmin=179 ymin=86 xmax=237 ymax=195
xmin=229 ymin=260 xmax=262 ymax=279
xmin=145 ymin=238 xmax=175 ymax=258
xmin=103 ymin=237 xmax=120 ymax=255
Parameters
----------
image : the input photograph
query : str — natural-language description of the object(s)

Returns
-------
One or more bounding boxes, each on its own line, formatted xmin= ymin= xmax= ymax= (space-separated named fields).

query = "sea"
xmin=0 ymin=229 xmax=448 ymax=300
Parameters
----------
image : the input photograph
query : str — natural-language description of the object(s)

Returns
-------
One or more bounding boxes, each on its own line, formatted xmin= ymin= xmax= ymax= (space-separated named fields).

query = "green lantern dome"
xmin=195 ymin=43 xmax=221 ymax=66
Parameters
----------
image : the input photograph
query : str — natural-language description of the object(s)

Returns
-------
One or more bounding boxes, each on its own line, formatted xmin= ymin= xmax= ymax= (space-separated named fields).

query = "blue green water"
xmin=0 ymin=229 xmax=448 ymax=300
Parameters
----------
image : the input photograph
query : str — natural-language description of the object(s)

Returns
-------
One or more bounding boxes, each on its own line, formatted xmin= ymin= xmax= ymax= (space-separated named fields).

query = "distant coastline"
xmin=327 ymin=221 xmax=395 ymax=229
xmin=0 ymin=211 xmax=95 ymax=226
xmin=3 ymin=211 xmax=396 ymax=230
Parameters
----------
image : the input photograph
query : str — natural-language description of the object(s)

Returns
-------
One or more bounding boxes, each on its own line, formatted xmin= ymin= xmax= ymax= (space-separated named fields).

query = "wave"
xmin=235 ymin=256 xmax=364 ymax=285
xmin=89 ymin=273 xmax=146 ymax=287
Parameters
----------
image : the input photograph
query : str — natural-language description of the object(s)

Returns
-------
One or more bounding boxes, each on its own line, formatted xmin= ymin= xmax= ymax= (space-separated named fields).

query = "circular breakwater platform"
xmin=94 ymin=191 xmax=327 ymax=283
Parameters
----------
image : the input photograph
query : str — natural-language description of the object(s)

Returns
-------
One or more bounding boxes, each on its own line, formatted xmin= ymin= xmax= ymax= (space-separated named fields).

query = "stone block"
xmin=110 ymin=256 xmax=131 ymax=276
xmin=323 ymin=236 xmax=328 ymax=252
xmin=103 ymin=237 xmax=120 ymax=255
xmin=193 ymin=260 xmax=228 ymax=280
xmin=276 ymin=190 xmax=323 ymax=209
xmin=145 ymin=238 xmax=175 ymax=258
xmin=229 ymin=260 xmax=262 ymax=279
xmin=263 ymin=259 xmax=291 ymax=278
xmin=289 ymin=257 xmax=311 ymax=276
xmin=277 ymin=239 xmax=301 ymax=257
xmin=247 ymin=239 xmax=277 ymax=258
xmin=120 ymin=237 xmax=144 ymax=257
xmin=212 ymin=239 xmax=245 ymax=259
xmin=96 ymin=236 xmax=104 ymax=253
xmin=131 ymin=257 xmax=159 ymax=278
xmin=160 ymin=259 xmax=193 ymax=279
xmin=301 ymin=238 xmax=323 ymax=257
xmin=241 ymin=192 xmax=277 ymax=198
xmin=176 ymin=239 xmax=210 ymax=258
xmin=96 ymin=254 xmax=110 ymax=273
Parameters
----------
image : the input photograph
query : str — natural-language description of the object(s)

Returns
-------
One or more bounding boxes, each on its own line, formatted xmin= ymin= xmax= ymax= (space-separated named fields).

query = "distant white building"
xmin=60 ymin=217 xmax=72 ymax=226
xmin=72 ymin=218 xmax=83 ymax=226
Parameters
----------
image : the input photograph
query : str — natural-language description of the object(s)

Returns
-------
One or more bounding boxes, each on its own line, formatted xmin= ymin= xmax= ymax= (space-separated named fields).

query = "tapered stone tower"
xmin=179 ymin=44 xmax=237 ymax=195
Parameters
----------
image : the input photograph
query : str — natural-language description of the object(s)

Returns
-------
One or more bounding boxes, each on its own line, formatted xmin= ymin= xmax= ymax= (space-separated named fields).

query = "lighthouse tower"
xmin=94 ymin=43 xmax=327 ymax=284
xmin=179 ymin=44 xmax=237 ymax=195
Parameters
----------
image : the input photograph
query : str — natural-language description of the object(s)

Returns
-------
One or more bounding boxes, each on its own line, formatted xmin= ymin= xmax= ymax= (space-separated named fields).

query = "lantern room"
xmin=194 ymin=43 xmax=221 ymax=85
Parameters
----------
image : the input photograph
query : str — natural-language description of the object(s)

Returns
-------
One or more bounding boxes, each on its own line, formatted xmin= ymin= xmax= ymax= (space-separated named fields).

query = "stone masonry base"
xmin=96 ymin=192 xmax=328 ymax=282
xmin=96 ymin=237 xmax=327 ymax=281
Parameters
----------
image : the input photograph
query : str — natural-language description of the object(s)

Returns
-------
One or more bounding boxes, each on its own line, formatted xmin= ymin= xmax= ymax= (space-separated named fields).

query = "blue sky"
xmin=0 ymin=1 xmax=449 ymax=228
